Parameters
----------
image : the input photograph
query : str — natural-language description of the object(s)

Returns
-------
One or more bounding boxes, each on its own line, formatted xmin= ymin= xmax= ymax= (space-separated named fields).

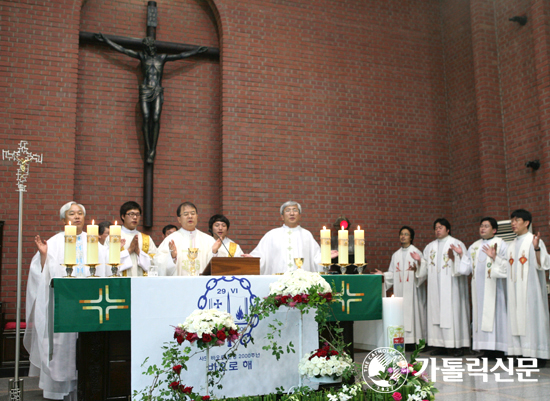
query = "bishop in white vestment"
xmin=24 ymin=202 xmax=107 ymax=400
xmin=419 ymin=218 xmax=470 ymax=354
xmin=245 ymin=201 xmax=336 ymax=274
xmin=155 ymin=202 xmax=218 ymax=275
xmin=378 ymin=226 xmax=427 ymax=345
xmin=506 ymin=209 xmax=550 ymax=360
xmin=456 ymin=217 xmax=508 ymax=353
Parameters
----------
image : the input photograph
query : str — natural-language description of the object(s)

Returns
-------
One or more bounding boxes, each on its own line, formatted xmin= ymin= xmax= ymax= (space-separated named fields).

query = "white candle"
xmin=109 ymin=221 xmax=121 ymax=264
xmin=382 ymin=295 xmax=404 ymax=349
xmin=64 ymin=222 xmax=76 ymax=265
xmin=354 ymin=226 xmax=365 ymax=264
xmin=320 ymin=226 xmax=331 ymax=264
xmin=87 ymin=220 xmax=99 ymax=265
xmin=338 ymin=226 xmax=348 ymax=265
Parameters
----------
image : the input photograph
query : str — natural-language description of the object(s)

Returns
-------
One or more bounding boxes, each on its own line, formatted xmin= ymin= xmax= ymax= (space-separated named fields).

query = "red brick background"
xmin=1 ymin=0 xmax=549 ymax=319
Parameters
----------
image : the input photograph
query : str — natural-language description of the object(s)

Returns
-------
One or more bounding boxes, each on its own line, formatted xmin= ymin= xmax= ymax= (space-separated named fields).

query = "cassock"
xmin=506 ymin=232 xmax=550 ymax=359
xmin=419 ymin=235 xmax=470 ymax=348
xmin=104 ymin=226 xmax=157 ymax=276
xmin=457 ymin=237 xmax=508 ymax=352
xmin=155 ymin=228 xmax=215 ymax=276
xmin=24 ymin=231 xmax=107 ymax=400
xmin=249 ymin=225 xmax=322 ymax=275
xmin=384 ymin=245 xmax=427 ymax=344
xmin=217 ymin=237 xmax=244 ymax=258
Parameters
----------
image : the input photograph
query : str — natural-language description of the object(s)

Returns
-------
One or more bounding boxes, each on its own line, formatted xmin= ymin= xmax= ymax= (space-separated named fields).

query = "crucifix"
xmin=2 ymin=140 xmax=43 ymax=400
xmin=87 ymin=1 xmax=218 ymax=227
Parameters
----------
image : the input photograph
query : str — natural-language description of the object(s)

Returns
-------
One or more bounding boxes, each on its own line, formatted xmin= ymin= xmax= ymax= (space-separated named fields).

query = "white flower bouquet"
xmin=268 ymin=270 xmax=333 ymax=308
xmin=298 ymin=343 xmax=353 ymax=380
xmin=174 ymin=309 xmax=239 ymax=349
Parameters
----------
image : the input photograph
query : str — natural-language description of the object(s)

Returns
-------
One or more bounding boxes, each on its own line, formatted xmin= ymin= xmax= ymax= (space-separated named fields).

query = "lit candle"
xmin=109 ymin=221 xmax=121 ymax=264
xmin=382 ymin=295 xmax=404 ymax=349
xmin=87 ymin=220 xmax=99 ymax=265
xmin=320 ymin=226 xmax=331 ymax=264
xmin=64 ymin=221 xmax=77 ymax=265
xmin=354 ymin=226 xmax=365 ymax=264
xmin=338 ymin=226 xmax=348 ymax=265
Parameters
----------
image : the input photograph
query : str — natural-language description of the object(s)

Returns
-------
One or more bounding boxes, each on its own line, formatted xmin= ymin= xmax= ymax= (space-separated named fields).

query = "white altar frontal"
xmin=131 ymin=276 xmax=319 ymax=398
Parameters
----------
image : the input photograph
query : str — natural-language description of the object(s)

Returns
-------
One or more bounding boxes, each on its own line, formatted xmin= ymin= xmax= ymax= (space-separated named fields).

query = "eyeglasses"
xmin=126 ymin=212 xmax=141 ymax=218
xmin=284 ymin=208 xmax=300 ymax=214
xmin=182 ymin=212 xmax=197 ymax=217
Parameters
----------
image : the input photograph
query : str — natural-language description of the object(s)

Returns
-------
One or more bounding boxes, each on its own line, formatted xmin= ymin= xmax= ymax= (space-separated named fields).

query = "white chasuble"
xmin=105 ymin=226 xmax=157 ymax=276
xmin=249 ymin=225 xmax=322 ymax=275
xmin=422 ymin=236 xmax=470 ymax=348
xmin=24 ymin=232 xmax=107 ymax=400
xmin=384 ymin=245 xmax=427 ymax=344
xmin=507 ymin=233 xmax=550 ymax=358
xmin=457 ymin=237 xmax=508 ymax=352
xmin=155 ymin=228 xmax=215 ymax=276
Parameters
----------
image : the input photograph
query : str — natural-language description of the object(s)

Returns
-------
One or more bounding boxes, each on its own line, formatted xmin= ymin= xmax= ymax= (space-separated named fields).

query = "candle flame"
xmin=341 ymin=225 xmax=344 ymax=230
xmin=92 ymin=219 xmax=95 ymax=225
xmin=115 ymin=221 xmax=118 ymax=225
xmin=323 ymin=226 xmax=326 ymax=230
xmin=69 ymin=221 xmax=72 ymax=225
xmin=358 ymin=225 xmax=360 ymax=230
xmin=391 ymin=294 xmax=394 ymax=298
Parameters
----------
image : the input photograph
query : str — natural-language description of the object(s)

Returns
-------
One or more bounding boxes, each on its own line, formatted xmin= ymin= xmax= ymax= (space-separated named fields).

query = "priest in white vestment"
xmin=244 ymin=201 xmax=337 ymax=274
xmin=376 ymin=226 xmax=427 ymax=345
xmin=155 ymin=202 xmax=221 ymax=275
xmin=208 ymin=214 xmax=244 ymax=257
xmin=24 ymin=201 xmax=108 ymax=400
xmin=506 ymin=209 xmax=550 ymax=362
xmin=456 ymin=217 xmax=508 ymax=356
xmin=105 ymin=201 xmax=157 ymax=276
xmin=418 ymin=218 xmax=470 ymax=356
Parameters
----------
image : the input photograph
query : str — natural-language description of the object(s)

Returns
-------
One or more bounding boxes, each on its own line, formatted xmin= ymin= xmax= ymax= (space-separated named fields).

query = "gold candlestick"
xmin=338 ymin=264 xmax=349 ymax=275
xmin=86 ymin=264 xmax=99 ymax=277
xmin=108 ymin=263 xmax=121 ymax=277
xmin=355 ymin=263 xmax=367 ymax=275
xmin=320 ymin=263 xmax=332 ymax=275
xmin=62 ymin=264 xmax=76 ymax=278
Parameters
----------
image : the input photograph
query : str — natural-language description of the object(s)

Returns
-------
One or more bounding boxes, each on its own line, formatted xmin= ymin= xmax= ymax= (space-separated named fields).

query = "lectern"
xmin=202 ymin=257 xmax=260 ymax=276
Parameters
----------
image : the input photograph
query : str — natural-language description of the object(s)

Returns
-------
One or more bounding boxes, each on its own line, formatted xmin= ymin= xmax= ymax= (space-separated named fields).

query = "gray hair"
xmin=280 ymin=201 xmax=302 ymax=215
xmin=59 ymin=201 xmax=86 ymax=219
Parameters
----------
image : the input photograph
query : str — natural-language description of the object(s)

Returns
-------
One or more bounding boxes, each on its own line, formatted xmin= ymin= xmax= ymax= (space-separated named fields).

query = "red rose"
xmin=229 ymin=329 xmax=237 ymax=336
xmin=392 ymin=392 xmax=402 ymax=401
xmin=172 ymin=364 xmax=182 ymax=374
xmin=292 ymin=294 xmax=302 ymax=303
xmin=216 ymin=330 xmax=227 ymax=341
xmin=202 ymin=396 xmax=211 ymax=401
xmin=169 ymin=381 xmax=179 ymax=390
xmin=176 ymin=335 xmax=184 ymax=344
xmin=183 ymin=386 xmax=193 ymax=394
xmin=186 ymin=332 xmax=196 ymax=342
xmin=202 ymin=333 xmax=212 ymax=343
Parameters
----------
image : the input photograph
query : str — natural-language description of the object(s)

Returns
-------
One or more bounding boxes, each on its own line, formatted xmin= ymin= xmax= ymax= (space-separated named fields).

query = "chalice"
xmin=188 ymin=248 xmax=199 ymax=276
xmin=294 ymin=258 xmax=304 ymax=270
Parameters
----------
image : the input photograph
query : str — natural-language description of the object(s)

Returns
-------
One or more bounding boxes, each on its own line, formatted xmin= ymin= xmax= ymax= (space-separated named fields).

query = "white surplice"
xmin=155 ymin=228 xmax=215 ymax=276
xmin=384 ymin=245 xmax=427 ymax=344
xmin=104 ymin=226 xmax=157 ymax=276
xmin=506 ymin=232 xmax=550 ymax=358
xmin=216 ymin=237 xmax=244 ymax=258
xmin=457 ymin=237 xmax=508 ymax=352
xmin=249 ymin=225 xmax=322 ymax=275
xmin=419 ymin=235 xmax=470 ymax=348
xmin=23 ymin=231 xmax=107 ymax=400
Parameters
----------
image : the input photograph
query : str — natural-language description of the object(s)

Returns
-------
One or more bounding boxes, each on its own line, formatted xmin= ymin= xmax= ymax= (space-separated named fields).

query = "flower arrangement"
xmin=174 ymin=309 xmax=240 ymax=349
xmin=298 ymin=343 xmax=353 ymax=380
xmin=268 ymin=269 xmax=333 ymax=308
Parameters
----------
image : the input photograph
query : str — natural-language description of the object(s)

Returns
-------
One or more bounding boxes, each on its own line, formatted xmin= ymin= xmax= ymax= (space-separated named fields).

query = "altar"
xmin=52 ymin=274 xmax=382 ymax=400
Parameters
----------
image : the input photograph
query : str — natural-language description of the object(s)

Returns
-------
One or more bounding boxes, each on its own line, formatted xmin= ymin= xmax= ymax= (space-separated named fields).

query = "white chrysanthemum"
xmin=298 ymin=351 xmax=352 ymax=379
xmin=269 ymin=269 xmax=332 ymax=297
xmin=181 ymin=309 xmax=237 ymax=336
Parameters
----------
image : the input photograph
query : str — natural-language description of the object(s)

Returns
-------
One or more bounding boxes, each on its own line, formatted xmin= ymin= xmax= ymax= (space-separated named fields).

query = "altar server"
xmin=456 ymin=217 xmax=508 ymax=357
xmin=24 ymin=201 xmax=108 ymax=400
xmin=106 ymin=201 xmax=157 ymax=276
xmin=244 ymin=201 xmax=337 ymax=274
xmin=506 ymin=209 xmax=550 ymax=363
xmin=376 ymin=226 xmax=427 ymax=345
xmin=155 ymin=202 xmax=220 ymax=275
xmin=418 ymin=218 xmax=470 ymax=356
xmin=208 ymin=214 xmax=244 ymax=257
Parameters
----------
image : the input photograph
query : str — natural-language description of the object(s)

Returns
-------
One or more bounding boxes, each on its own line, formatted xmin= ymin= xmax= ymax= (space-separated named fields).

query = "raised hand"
xmin=169 ymin=240 xmax=177 ymax=260
xmin=533 ymin=232 xmax=541 ymax=250
xmin=410 ymin=251 xmax=421 ymax=261
xmin=34 ymin=235 xmax=47 ymax=256
xmin=482 ymin=243 xmax=497 ymax=260
xmin=212 ymin=237 xmax=222 ymax=254
xmin=128 ymin=235 xmax=139 ymax=255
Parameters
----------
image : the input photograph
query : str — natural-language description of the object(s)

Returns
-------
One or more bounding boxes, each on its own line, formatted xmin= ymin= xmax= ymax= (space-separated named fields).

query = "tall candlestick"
xmin=87 ymin=220 xmax=99 ymax=265
xmin=338 ymin=226 xmax=348 ymax=265
xmin=109 ymin=222 xmax=121 ymax=265
xmin=64 ymin=222 xmax=77 ymax=265
xmin=354 ymin=226 xmax=365 ymax=264
xmin=320 ymin=226 xmax=331 ymax=264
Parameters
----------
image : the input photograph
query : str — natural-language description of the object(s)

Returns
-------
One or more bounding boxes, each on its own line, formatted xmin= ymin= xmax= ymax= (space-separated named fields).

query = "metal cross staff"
xmin=2 ymin=140 xmax=43 ymax=400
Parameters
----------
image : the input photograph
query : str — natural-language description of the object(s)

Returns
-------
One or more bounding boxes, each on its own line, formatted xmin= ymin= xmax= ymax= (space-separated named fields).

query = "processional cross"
xmin=84 ymin=1 xmax=218 ymax=227
xmin=2 ymin=140 xmax=43 ymax=400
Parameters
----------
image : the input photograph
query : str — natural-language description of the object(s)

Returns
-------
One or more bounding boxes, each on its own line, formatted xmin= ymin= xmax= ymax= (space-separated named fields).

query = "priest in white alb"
xmin=243 ymin=201 xmax=337 ymax=274
xmin=105 ymin=201 xmax=157 ymax=276
xmin=208 ymin=214 xmax=244 ymax=257
xmin=375 ymin=226 xmax=427 ymax=346
xmin=155 ymin=201 xmax=222 ymax=275
xmin=455 ymin=217 xmax=508 ymax=357
xmin=24 ymin=201 xmax=108 ymax=400
xmin=418 ymin=218 xmax=470 ymax=356
xmin=506 ymin=209 xmax=550 ymax=363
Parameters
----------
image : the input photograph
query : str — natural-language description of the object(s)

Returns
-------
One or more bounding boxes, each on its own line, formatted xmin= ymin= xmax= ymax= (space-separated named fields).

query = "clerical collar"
xmin=401 ymin=245 xmax=411 ymax=250
xmin=282 ymin=224 xmax=300 ymax=231
xmin=179 ymin=228 xmax=197 ymax=235
xmin=437 ymin=236 xmax=449 ymax=243
xmin=122 ymin=226 xmax=139 ymax=235
xmin=482 ymin=236 xmax=495 ymax=241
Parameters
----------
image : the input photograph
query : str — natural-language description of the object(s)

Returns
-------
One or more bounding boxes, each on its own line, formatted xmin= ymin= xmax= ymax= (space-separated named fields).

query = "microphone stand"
xmin=213 ymin=232 xmax=233 ymax=257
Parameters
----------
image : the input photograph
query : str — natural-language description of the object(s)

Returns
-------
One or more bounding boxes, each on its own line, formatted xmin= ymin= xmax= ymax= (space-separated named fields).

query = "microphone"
xmin=212 ymin=231 xmax=233 ymax=257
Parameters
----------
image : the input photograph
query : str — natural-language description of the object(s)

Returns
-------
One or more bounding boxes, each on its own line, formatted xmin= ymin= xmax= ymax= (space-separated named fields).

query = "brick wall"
xmin=1 ymin=0 xmax=550 ymax=319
